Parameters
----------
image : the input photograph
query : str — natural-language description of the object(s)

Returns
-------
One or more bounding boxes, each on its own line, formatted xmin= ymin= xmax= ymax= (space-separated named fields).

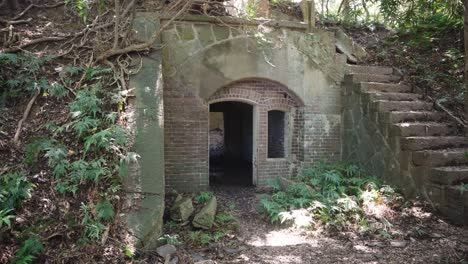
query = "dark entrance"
xmin=209 ymin=101 xmax=253 ymax=186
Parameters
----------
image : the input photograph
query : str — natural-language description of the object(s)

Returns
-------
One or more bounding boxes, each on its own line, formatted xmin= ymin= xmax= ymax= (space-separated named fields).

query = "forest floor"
xmin=161 ymin=186 xmax=468 ymax=264
xmin=344 ymin=24 xmax=466 ymax=123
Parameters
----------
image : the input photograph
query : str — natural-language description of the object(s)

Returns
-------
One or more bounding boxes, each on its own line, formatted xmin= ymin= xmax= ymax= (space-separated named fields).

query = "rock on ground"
xmin=157 ymin=244 xmax=177 ymax=258
xmin=192 ymin=196 xmax=217 ymax=229
xmin=170 ymin=196 xmax=194 ymax=222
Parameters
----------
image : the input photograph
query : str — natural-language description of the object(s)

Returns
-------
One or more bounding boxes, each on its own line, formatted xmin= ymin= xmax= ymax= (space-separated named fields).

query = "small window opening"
xmin=268 ymin=110 xmax=286 ymax=158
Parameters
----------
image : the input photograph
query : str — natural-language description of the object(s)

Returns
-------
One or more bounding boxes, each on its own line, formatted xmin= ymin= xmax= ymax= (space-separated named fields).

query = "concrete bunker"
xmin=126 ymin=13 xmax=347 ymax=248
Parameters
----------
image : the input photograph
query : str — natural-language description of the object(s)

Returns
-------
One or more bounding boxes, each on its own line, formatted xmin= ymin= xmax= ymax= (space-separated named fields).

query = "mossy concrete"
xmin=124 ymin=16 xmax=165 ymax=250
xmin=123 ymin=12 xmax=350 ymax=247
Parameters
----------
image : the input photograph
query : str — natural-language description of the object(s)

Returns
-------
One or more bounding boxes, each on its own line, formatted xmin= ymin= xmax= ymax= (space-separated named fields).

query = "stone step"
xmin=413 ymin=148 xmax=468 ymax=167
xmin=348 ymin=65 xmax=394 ymax=75
xmin=390 ymin=122 xmax=453 ymax=137
xmin=429 ymin=166 xmax=468 ymax=185
xmin=382 ymin=111 xmax=445 ymax=123
xmin=360 ymin=82 xmax=412 ymax=93
xmin=346 ymin=73 xmax=399 ymax=84
xmin=368 ymin=92 xmax=422 ymax=102
xmin=373 ymin=100 xmax=433 ymax=112
xmin=400 ymin=136 xmax=468 ymax=151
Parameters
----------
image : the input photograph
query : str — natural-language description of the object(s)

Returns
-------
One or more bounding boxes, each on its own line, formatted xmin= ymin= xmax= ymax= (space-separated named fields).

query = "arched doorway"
xmin=206 ymin=78 xmax=304 ymax=188
xmin=209 ymin=101 xmax=255 ymax=186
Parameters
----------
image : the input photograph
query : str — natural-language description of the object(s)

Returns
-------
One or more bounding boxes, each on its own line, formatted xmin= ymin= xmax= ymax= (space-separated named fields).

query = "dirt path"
xmin=173 ymin=186 xmax=468 ymax=264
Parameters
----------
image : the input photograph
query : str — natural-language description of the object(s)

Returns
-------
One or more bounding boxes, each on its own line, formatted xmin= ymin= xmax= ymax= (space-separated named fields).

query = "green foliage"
xmin=2 ymin=54 xmax=128 ymax=257
xmin=260 ymin=162 xmax=396 ymax=230
xmin=189 ymin=231 xmax=221 ymax=245
xmin=380 ymin=0 xmax=462 ymax=27
xmin=65 ymin=0 xmax=91 ymax=23
xmin=25 ymin=138 xmax=56 ymax=168
xmin=266 ymin=178 xmax=281 ymax=191
xmin=215 ymin=213 xmax=235 ymax=225
xmin=158 ymin=234 xmax=183 ymax=246
xmin=84 ymin=126 xmax=126 ymax=152
xmin=12 ymin=237 xmax=44 ymax=264
xmin=70 ymin=85 xmax=103 ymax=118
xmin=0 ymin=209 xmax=15 ymax=229
xmin=72 ymin=117 xmax=101 ymax=137
xmin=95 ymin=200 xmax=115 ymax=221
xmin=80 ymin=203 xmax=106 ymax=241
xmin=187 ymin=211 xmax=236 ymax=247
xmin=456 ymin=183 xmax=468 ymax=195
xmin=0 ymin=53 xmax=58 ymax=105
xmin=245 ymin=2 xmax=258 ymax=18
xmin=0 ymin=172 xmax=35 ymax=211
xmin=122 ymin=246 xmax=134 ymax=259
xmin=196 ymin=191 xmax=214 ymax=204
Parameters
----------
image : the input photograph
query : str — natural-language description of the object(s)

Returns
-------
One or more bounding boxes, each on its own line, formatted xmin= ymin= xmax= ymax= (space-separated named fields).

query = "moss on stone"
xmin=212 ymin=25 xmax=230 ymax=41
xmin=195 ymin=24 xmax=215 ymax=47
xmin=176 ymin=24 xmax=195 ymax=41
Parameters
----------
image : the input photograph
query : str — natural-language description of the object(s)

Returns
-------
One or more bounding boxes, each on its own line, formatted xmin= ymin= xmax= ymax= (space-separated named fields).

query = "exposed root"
xmin=3 ymin=36 xmax=67 ymax=52
xmin=12 ymin=88 xmax=40 ymax=145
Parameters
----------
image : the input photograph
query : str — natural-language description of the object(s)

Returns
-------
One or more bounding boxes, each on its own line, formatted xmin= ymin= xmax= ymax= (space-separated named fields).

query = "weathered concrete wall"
xmin=151 ymin=13 xmax=346 ymax=192
xmin=124 ymin=16 xmax=165 ymax=249
xmin=342 ymin=80 xmax=405 ymax=191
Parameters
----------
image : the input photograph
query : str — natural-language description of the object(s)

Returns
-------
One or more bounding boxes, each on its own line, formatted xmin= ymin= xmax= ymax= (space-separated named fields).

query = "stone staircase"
xmin=343 ymin=64 xmax=468 ymax=225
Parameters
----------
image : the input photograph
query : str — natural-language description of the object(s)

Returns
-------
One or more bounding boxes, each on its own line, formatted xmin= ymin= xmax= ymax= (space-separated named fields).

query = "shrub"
xmin=260 ymin=162 xmax=398 ymax=230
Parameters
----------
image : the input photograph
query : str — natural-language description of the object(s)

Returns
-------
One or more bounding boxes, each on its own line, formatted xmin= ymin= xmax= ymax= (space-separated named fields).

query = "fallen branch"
xmin=413 ymin=85 xmax=468 ymax=128
xmin=0 ymin=18 xmax=32 ymax=25
xmin=12 ymin=2 xmax=65 ymax=21
xmin=113 ymin=0 xmax=120 ymax=50
xmin=3 ymin=36 xmax=66 ymax=52
xmin=13 ymin=89 xmax=40 ymax=145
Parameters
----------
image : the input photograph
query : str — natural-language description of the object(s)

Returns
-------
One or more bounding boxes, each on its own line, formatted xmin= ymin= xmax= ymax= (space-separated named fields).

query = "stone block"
xmin=193 ymin=196 xmax=217 ymax=229
xmin=176 ymin=24 xmax=195 ymax=41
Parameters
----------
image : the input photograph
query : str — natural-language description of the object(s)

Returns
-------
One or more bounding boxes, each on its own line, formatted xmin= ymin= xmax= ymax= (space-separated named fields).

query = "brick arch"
xmin=207 ymin=78 xmax=304 ymax=108
xmin=206 ymin=78 xmax=304 ymax=187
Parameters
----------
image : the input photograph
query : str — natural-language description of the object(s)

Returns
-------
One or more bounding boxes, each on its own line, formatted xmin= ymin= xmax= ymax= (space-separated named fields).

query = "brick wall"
xmin=165 ymin=78 xmax=342 ymax=192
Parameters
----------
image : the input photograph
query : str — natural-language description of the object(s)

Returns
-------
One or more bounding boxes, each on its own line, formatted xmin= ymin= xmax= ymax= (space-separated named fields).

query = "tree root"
xmin=12 ymin=2 xmax=65 ymax=21
xmin=96 ymin=0 xmax=193 ymax=61
xmin=3 ymin=36 xmax=66 ymax=52
xmin=13 ymin=89 xmax=40 ymax=145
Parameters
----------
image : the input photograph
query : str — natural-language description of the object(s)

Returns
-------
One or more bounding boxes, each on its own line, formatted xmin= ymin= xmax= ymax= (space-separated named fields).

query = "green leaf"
xmin=72 ymin=117 xmax=100 ymax=137
xmin=96 ymin=200 xmax=115 ymax=221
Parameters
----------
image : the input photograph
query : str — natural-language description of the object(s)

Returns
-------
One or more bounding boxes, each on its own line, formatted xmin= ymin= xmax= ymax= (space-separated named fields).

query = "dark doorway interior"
xmin=209 ymin=102 xmax=253 ymax=186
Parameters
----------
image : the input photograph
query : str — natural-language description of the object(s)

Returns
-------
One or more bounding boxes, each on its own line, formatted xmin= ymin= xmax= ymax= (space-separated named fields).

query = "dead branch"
xmin=113 ymin=0 xmax=120 ymax=50
xmin=0 ymin=17 xmax=32 ymax=25
xmin=12 ymin=2 xmax=65 ymax=21
xmin=13 ymin=88 xmax=40 ymax=145
xmin=3 ymin=36 xmax=66 ymax=52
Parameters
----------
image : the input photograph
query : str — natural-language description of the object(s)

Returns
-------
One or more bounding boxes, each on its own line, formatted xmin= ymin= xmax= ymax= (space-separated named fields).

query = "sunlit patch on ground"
xmin=247 ymin=229 xmax=318 ymax=247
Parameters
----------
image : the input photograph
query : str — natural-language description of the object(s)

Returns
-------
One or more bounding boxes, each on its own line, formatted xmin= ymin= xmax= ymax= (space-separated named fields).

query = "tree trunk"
xmin=361 ymin=0 xmax=369 ymax=20
xmin=338 ymin=0 xmax=350 ymax=16
xmin=465 ymin=0 xmax=468 ymax=133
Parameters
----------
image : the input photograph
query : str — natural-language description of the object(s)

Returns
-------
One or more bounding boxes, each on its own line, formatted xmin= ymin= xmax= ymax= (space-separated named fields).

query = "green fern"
xmin=24 ymin=137 xmax=56 ymax=167
xmin=196 ymin=192 xmax=214 ymax=204
xmin=46 ymin=83 xmax=68 ymax=98
xmin=69 ymin=85 xmax=103 ymax=118
xmin=84 ymin=126 xmax=126 ymax=152
xmin=12 ymin=236 xmax=44 ymax=264
xmin=0 ymin=172 xmax=34 ymax=210
xmin=96 ymin=200 xmax=115 ymax=221
xmin=0 ymin=209 xmax=14 ymax=228
xmin=72 ymin=117 xmax=101 ymax=137
xmin=0 ymin=53 xmax=18 ymax=64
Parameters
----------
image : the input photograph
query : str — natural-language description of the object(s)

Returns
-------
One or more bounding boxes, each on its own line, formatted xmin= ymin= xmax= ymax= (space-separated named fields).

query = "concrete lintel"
xmin=137 ymin=12 xmax=309 ymax=31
